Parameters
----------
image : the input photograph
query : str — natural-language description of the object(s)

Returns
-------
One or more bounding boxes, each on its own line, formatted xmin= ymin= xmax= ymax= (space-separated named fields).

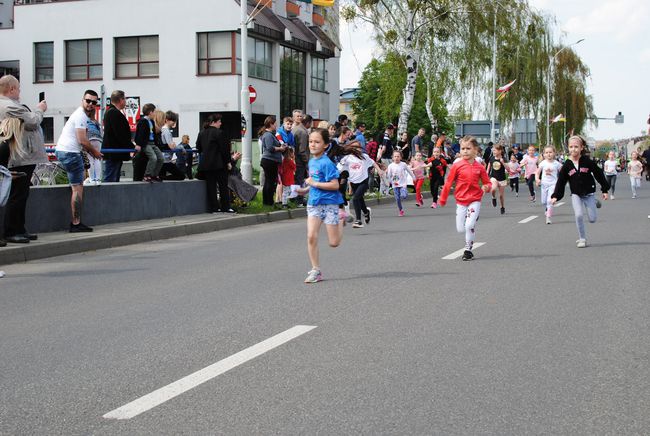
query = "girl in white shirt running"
xmin=386 ymin=150 xmax=416 ymax=216
xmin=535 ymin=146 xmax=562 ymax=224
xmin=603 ymin=151 xmax=618 ymax=199
xmin=338 ymin=151 xmax=383 ymax=228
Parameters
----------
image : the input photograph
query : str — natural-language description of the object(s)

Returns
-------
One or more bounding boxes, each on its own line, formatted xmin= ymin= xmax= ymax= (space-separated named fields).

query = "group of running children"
xmin=296 ymin=127 xmax=642 ymax=283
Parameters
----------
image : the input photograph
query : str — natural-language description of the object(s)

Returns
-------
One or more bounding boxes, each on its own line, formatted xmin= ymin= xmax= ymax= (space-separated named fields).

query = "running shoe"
xmin=352 ymin=221 xmax=364 ymax=228
xmin=632 ymin=194 xmax=637 ymax=199
xmin=364 ymin=208 xmax=372 ymax=224
xmin=596 ymin=199 xmax=602 ymax=208
xmin=462 ymin=250 xmax=474 ymax=261
xmin=399 ymin=210 xmax=405 ymax=217
xmin=304 ymin=269 xmax=322 ymax=283
xmin=416 ymin=202 xmax=421 ymax=207
xmin=610 ymin=194 xmax=615 ymax=200
xmin=492 ymin=198 xmax=497 ymax=207
xmin=431 ymin=202 xmax=437 ymax=209
xmin=576 ymin=239 xmax=587 ymax=248
xmin=546 ymin=216 xmax=552 ymax=224
xmin=500 ymin=207 xmax=505 ymax=215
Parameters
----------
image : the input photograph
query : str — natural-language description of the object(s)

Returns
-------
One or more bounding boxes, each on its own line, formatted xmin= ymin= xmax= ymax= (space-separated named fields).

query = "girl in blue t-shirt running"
xmin=296 ymin=128 xmax=345 ymax=284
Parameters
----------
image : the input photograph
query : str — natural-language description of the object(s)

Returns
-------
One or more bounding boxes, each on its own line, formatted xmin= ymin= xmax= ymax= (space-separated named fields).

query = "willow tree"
xmin=341 ymin=0 xmax=552 ymax=136
xmin=549 ymin=47 xmax=595 ymax=147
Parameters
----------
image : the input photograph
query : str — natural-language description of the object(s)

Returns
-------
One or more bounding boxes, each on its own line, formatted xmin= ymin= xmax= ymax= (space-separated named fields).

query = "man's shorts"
xmin=55 ymin=151 xmax=84 ymax=185
xmin=307 ymin=204 xmax=340 ymax=225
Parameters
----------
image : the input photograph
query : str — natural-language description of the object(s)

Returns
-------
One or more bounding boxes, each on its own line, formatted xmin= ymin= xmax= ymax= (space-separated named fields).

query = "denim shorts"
xmin=307 ymin=204 xmax=340 ymax=225
xmin=55 ymin=151 xmax=85 ymax=185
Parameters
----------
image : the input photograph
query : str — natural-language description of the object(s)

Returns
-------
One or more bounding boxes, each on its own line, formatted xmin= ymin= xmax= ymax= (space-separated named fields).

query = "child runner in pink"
xmin=439 ymin=136 xmax=493 ymax=261
xmin=520 ymin=145 xmax=539 ymax=202
xmin=535 ymin=146 xmax=562 ymax=224
xmin=409 ymin=151 xmax=429 ymax=207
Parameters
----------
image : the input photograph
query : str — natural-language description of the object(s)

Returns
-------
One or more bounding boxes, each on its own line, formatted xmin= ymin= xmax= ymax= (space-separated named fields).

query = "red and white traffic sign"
xmin=249 ymin=85 xmax=257 ymax=104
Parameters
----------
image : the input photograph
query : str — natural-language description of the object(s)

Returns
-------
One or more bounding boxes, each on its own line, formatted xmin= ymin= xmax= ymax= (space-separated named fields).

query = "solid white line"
xmin=555 ymin=202 xmax=565 ymax=207
xmin=103 ymin=325 xmax=317 ymax=420
xmin=442 ymin=242 xmax=486 ymax=260
xmin=518 ymin=215 xmax=538 ymax=224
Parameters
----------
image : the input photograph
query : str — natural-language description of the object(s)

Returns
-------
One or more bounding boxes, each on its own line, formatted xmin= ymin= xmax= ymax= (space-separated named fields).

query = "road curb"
xmin=0 ymin=191 xmax=430 ymax=266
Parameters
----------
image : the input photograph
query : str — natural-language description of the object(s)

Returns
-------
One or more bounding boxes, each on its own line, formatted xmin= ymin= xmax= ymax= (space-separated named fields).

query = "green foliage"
xmin=352 ymin=52 xmax=452 ymax=137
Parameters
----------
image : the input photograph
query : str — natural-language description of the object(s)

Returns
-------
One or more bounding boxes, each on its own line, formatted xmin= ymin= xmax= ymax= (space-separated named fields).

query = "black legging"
xmin=430 ymin=177 xmax=443 ymax=203
xmin=204 ymin=169 xmax=230 ymax=212
xmin=526 ymin=175 xmax=535 ymax=197
xmin=605 ymin=174 xmax=616 ymax=194
xmin=260 ymin=158 xmax=279 ymax=206
xmin=350 ymin=180 xmax=369 ymax=221
xmin=4 ymin=164 xmax=35 ymax=237
xmin=339 ymin=170 xmax=349 ymax=206
xmin=509 ymin=177 xmax=519 ymax=193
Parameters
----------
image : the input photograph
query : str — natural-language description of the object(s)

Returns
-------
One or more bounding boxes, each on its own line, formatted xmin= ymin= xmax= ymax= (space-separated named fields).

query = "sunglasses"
xmin=84 ymin=99 xmax=99 ymax=105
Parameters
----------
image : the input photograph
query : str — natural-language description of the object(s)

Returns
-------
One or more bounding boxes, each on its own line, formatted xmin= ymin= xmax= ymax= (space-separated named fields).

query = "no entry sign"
xmin=249 ymin=85 xmax=257 ymax=104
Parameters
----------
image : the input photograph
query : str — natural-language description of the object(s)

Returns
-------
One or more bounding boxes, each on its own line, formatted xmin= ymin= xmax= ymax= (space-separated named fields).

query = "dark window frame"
xmin=114 ymin=35 xmax=159 ymax=79
xmin=197 ymin=32 xmax=240 ymax=76
xmin=34 ymin=41 xmax=54 ymax=83
xmin=310 ymin=56 xmax=326 ymax=92
xmin=65 ymin=38 xmax=103 ymax=81
xmin=280 ymin=46 xmax=306 ymax=118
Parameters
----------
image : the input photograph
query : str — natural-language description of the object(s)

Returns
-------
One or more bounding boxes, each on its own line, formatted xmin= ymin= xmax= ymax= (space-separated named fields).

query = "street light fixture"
xmin=546 ymin=38 xmax=585 ymax=148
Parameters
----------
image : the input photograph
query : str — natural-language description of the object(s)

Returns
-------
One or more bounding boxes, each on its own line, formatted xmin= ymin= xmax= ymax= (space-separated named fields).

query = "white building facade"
xmin=0 ymin=0 xmax=340 ymax=143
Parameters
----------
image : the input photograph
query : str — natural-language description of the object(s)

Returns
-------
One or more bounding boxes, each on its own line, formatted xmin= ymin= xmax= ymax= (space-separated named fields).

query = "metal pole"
xmin=240 ymin=1 xmax=253 ymax=184
xmin=490 ymin=4 xmax=497 ymax=143
xmin=546 ymin=60 xmax=551 ymax=146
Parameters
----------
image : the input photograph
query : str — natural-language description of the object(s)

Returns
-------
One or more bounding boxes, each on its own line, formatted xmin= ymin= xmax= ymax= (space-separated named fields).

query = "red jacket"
xmin=280 ymin=158 xmax=296 ymax=186
xmin=439 ymin=159 xmax=490 ymax=206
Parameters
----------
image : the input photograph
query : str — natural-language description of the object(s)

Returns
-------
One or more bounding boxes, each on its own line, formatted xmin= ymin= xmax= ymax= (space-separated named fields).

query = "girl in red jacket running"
xmin=439 ymin=136 xmax=493 ymax=261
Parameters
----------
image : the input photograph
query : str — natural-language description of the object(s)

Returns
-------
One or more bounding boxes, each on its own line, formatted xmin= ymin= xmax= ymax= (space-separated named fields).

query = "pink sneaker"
xmin=399 ymin=210 xmax=405 ymax=217
xmin=431 ymin=202 xmax=437 ymax=209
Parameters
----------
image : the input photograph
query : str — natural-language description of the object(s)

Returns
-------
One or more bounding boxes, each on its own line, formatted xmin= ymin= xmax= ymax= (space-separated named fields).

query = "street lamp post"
xmin=490 ymin=3 xmax=498 ymax=143
xmin=546 ymin=38 xmax=584 ymax=148
xmin=240 ymin=0 xmax=253 ymax=184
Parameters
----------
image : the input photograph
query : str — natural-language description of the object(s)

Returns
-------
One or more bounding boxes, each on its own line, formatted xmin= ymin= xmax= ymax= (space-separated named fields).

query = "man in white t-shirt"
xmin=55 ymin=90 xmax=103 ymax=232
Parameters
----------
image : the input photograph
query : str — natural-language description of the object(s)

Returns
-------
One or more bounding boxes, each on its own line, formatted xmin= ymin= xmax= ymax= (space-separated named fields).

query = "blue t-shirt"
xmin=307 ymin=154 xmax=343 ymax=206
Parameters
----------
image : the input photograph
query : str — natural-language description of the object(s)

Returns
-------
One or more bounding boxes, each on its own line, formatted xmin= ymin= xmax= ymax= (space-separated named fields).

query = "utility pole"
xmin=240 ymin=0 xmax=253 ymax=184
xmin=490 ymin=4 xmax=497 ymax=143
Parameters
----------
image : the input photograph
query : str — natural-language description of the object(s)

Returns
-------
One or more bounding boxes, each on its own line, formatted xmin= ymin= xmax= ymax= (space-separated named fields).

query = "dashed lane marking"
xmin=518 ymin=215 xmax=538 ymax=224
xmin=442 ymin=242 xmax=486 ymax=260
xmin=103 ymin=325 xmax=317 ymax=420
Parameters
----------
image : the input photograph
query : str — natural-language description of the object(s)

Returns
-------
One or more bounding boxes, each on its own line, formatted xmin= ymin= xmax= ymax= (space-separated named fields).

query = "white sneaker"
xmin=83 ymin=178 xmax=93 ymax=186
xmin=545 ymin=216 xmax=552 ymax=225
xmin=610 ymin=194 xmax=615 ymax=200
xmin=93 ymin=179 xmax=102 ymax=186
xmin=0 ymin=270 xmax=5 ymax=278
xmin=576 ymin=239 xmax=587 ymax=248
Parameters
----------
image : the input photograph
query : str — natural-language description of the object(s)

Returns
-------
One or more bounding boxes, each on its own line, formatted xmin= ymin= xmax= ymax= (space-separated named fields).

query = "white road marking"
xmin=442 ymin=242 xmax=486 ymax=260
xmin=555 ymin=202 xmax=565 ymax=207
xmin=518 ymin=215 xmax=538 ymax=224
xmin=103 ymin=325 xmax=317 ymax=420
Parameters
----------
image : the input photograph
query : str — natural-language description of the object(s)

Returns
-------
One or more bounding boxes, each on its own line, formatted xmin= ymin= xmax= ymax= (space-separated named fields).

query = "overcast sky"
xmin=339 ymin=0 xmax=650 ymax=140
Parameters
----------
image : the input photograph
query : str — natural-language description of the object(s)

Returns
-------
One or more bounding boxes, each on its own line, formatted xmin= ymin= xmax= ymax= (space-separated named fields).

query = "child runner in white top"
xmin=506 ymin=153 xmax=521 ymax=196
xmin=385 ymin=150 xmax=415 ymax=216
xmin=627 ymin=151 xmax=643 ymax=199
xmin=603 ymin=151 xmax=618 ymax=199
xmin=535 ymin=146 xmax=562 ymax=224
xmin=338 ymin=152 xmax=383 ymax=227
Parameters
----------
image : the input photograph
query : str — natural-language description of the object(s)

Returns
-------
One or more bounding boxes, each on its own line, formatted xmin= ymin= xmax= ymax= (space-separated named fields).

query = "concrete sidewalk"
xmin=0 ymin=192 xmax=414 ymax=266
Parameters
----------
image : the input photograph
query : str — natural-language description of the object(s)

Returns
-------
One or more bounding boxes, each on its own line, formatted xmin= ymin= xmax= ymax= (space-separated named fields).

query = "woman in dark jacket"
xmin=258 ymin=116 xmax=287 ymax=206
xmin=196 ymin=113 xmax=233 ymax=213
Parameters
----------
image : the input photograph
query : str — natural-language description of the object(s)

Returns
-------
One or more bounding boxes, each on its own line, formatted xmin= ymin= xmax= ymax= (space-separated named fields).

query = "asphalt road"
xmin=1 ymin=177 xmax=649 ymax=435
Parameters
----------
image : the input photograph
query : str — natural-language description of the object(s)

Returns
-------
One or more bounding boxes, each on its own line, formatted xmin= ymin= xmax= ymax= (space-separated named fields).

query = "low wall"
xmin=1 ymin=180 xmax=209 ymax=234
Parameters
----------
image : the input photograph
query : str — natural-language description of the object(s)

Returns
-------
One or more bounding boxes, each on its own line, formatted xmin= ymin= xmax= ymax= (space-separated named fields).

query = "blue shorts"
xmin=307 ymin=204 xmax=340 ymax=225
xmin=55 ymin=151 xmax=85 ymax=185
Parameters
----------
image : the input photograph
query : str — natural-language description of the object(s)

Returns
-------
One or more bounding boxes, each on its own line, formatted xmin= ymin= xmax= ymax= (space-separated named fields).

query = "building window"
xmin=248 ymin=37 xmax=272 ymax=80
xmin=115 ymin=36 xmax=159 ymax=78
xmin=311 ymin=57 xmax=326 ymax=92
xmin=41 ymin=117 xmax=54 ymax=143
xmin=66 ymin=39 xmax=102 ymax=81
xmin=280 ymin=46 xmax=305 ymax=118
xmin=34 ymin=42 xmax=53 ymax=83
xmin=197 ymin=32 xmax=241 ymax=75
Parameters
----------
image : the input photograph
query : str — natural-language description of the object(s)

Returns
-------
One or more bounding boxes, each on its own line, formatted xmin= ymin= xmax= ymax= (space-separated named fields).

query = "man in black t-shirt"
xmin=377 ymin=123 xmax=395 ymax=195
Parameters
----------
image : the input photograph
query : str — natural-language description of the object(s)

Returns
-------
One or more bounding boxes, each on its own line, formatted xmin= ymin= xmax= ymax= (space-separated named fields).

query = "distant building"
xmin=339 ymin=88 xmax=357 ymax=121
xmin=0 ymin=0 xmax=341 ymax=143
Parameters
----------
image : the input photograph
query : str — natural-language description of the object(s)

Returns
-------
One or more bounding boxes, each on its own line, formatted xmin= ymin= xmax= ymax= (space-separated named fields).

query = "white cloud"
xmin=563 ymin=0 xmax=650 ymax=41
xmin=640 ymin=48 xmax=650 ymax=63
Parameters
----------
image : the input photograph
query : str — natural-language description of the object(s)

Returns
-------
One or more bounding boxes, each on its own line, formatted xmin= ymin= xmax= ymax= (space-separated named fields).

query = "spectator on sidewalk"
xmin=1 ymin=117 xmax=31 ymax=246
xmin=133 ymin=103 xmax=162 ymax=182
xmin=102 ymin=90 xmax=133 ymax=182
xmin=55 ymin=90 xmax=103 ymax=233
xmin=411 ymin=128 xmax=425 ymax=157
xmin=175 ymin=134 xmax=194 ymax=179
xmin=353 ymin=122 xmax=367 ymax=152
xmin=157 ymin=110 xmax=185 ymax=180
xmin=259 ymin=115 xmax=287 ymax=206
xmin=276 ymin=116 xmax=295 ymax=149
xmin=0 ymin=74 xmax=48 ymax=243
xmin=84 ymin=117 xmax=103 ymax=185
xmin=196 ymin=113 xmax=234 ymax=213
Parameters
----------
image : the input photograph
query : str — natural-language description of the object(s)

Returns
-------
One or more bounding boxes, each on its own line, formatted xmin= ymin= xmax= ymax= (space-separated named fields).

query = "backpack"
xmin=0 ymin=165 xmax=12 ymax=207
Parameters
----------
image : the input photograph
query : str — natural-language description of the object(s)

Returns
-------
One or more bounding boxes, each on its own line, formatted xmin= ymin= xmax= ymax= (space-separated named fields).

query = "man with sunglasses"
xmin=55 ymin=90 xmax=103 ymax=232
